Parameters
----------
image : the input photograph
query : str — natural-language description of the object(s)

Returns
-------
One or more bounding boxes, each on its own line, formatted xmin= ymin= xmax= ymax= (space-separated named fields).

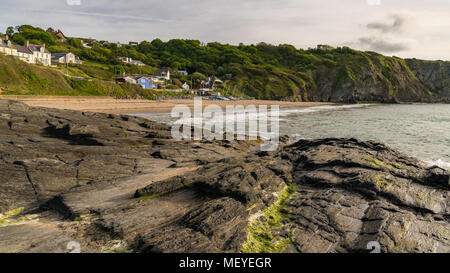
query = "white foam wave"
xmin=425 ymin=159 xmax=450 ymax=169
xmin=277 ymin=104 xmax=372 ymax=117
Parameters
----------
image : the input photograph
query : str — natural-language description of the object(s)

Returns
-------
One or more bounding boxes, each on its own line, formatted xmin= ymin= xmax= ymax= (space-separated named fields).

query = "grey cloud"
xmin=358 ymin=37 xmax=410 ymax=52
xmin=0 ymin=0 xmax=448 ymax=60
xmin=366 ymin=14 xmax=408 ymax=33
xmin=36 ymin=9 xmax=172 ymax=23
xmin=353 ymin=14 xmax=413 ymax=54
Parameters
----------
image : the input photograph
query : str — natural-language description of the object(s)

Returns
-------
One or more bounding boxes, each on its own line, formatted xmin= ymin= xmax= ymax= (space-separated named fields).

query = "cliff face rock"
xmin=0 ymin=100 xmax=448 ymax=253
xmin=310 ymin=57 xmax=429 ymax=103
xmin=405 ymin=59 xmax=450 ymax=102
xmin=305 ymin=57 xmax=450 ymax=103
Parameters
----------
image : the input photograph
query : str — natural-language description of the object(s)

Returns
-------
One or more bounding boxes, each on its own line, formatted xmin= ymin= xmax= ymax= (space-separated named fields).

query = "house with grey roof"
xmin=27 ymin=42 xmax=51 ymax=66
xmin=13 ymin=43 xmax=34 ymax=64
xmin=0 ymin=35 xmax=18 ymax=57
xmin=51 ymin=52 xmax=82 ymax=64
xmin=154 ymin=68 xmax=170 ymax=80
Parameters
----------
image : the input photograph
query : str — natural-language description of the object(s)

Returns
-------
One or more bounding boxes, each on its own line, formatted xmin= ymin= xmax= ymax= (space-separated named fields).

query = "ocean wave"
xmin=277 ymin=104 xmax=373 ymax=117
xmin=425 ymin=159 xmax=450 ymax=169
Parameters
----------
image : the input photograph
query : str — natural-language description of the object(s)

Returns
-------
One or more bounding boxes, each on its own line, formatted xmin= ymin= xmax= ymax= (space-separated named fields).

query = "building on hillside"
xmin=117 ymin=56 xmax=132 ymax=63
xmin=177 ymin=70 xmax=188 ymax=76
xmin=13 ymin=43 xmax=34 ymax=64
xmin=131 ymin=59 xmax=145 ymax=66
xmin=129 ymin=41 xmax=139 ymax=46
xmin=182 ymin=82 xmax=190 ymax=91
xmin=28 ymin=43 xmax=51 ymax=66
xmin=200 ymin=76 xmax=223 ymax=90
xmin=51 ymin=52 xmax=82 ymax=64
xmin=47 ymin=28 xmax=66 ymax=42
xmin=81 ymin=40 xmax=92 ymax=48
xmin=136 ymin=76 xmax=158 ymax=89
xmin=117 ymin=57 xmax=145 ymax=66
xmin=154 ymin=68 xmax=170 ymax=80
xmin=115 ymin=76 xmax=137 ymax=84
xmin=0 ymin=35 xmax=18 ymax=56
xmin=55 ymin=30 xmax=66 ymax=41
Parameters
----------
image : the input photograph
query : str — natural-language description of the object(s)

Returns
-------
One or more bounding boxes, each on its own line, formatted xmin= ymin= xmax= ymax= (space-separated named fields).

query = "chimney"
xmin=25 ymin=40 xmax=29 ymax=48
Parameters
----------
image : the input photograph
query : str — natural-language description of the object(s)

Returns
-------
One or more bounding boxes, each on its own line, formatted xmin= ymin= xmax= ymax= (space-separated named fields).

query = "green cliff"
xmin=1 ymin=25 xmax=449 ymax=102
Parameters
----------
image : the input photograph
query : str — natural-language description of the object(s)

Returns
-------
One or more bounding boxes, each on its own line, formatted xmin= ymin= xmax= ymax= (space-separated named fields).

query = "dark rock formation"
xmin=0 ymin=99 xmax=448 ymax=253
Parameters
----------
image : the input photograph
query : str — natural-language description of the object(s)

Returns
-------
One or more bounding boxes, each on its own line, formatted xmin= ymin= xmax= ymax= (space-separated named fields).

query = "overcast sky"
xmin=0 ymin=0 xmax=449 ymax=60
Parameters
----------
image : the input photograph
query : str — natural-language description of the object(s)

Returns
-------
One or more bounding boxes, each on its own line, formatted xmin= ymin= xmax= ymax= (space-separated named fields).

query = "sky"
xmin=0 ymin=0 xmax=449 ymax=60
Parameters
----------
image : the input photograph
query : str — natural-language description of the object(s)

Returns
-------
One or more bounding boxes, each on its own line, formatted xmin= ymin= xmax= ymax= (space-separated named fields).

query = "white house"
xmin=131 ymin=59 xmax=145 ymax=66
xmin=13 ymin=44 xmax=34 ymax=64
xmin=51 ymin=52 xmax=82 ymax=64
xmin=182 ymin=82 xmax=190 ymax=91
xmin=154 ymin=69 xmax=170 ymax=80
xmin=117 ymin=56 xmax=145 ymax=66
xmin=0 ymin=35 xmax=18 ymax=56
xmin=81 ymin=40 xmax=92 ymax=48
xmin=28 ymin=43 xmax=51 ymax=66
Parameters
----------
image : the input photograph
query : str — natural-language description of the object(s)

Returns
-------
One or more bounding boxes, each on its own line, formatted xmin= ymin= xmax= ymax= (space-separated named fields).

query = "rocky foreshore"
xmin=0 ymin=99 xmax=449 ymax=253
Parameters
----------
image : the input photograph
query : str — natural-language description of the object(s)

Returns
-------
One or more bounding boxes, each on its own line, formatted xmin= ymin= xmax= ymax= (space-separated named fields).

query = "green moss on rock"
xmin=241 ymin=183 xmax=296 ymax=253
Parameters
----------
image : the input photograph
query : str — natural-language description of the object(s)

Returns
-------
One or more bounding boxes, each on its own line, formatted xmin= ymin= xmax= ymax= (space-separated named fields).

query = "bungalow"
xmin=0 ymin=35 xmax=18 ymax=56
xmin=28 ymin=43 xmax=51 ymax=66
xmin=136 ymin=76 xmax=158 ymax=89
xmin=51 ymin=52 xmax=82 ymax=64
xmin=154 ymin=68 xmax=170 ymax=80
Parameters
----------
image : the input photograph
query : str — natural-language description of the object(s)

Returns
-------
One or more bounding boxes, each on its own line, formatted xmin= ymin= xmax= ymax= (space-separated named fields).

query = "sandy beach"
xmin=0 ymin=95 xmax=335 ymax=114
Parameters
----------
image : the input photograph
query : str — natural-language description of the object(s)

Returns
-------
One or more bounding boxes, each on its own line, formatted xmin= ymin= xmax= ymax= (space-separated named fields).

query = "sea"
xmin=133 ymin=103 xmax=450 ymax=170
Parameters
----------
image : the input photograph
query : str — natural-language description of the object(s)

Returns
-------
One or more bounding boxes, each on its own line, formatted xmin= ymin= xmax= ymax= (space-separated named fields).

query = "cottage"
xmin=51 ymin=52 xmax=82 ymax=64
xmin=136 ymin=76 xmax=158 ymax=89
xmin=0 ymin=35 xmax=18 ymax=56
xmin=13 ymin=43 xmax=34 ymax=64
xmin=177 ymin=70 xmax=188 ymax=76
xmin=28 ymin=43 xmax=51 ymax=66
xmin=154 ymin=68 xmax=170 ymax=80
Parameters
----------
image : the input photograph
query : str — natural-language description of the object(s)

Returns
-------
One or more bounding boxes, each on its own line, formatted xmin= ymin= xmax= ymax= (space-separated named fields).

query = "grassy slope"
xmin=0 ymin=55 xmax=185 ymax=99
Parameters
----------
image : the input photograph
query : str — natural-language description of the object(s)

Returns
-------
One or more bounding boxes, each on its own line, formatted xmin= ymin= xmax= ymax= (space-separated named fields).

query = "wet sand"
xmin=0 ymin=95 xmax=335 ymax=114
